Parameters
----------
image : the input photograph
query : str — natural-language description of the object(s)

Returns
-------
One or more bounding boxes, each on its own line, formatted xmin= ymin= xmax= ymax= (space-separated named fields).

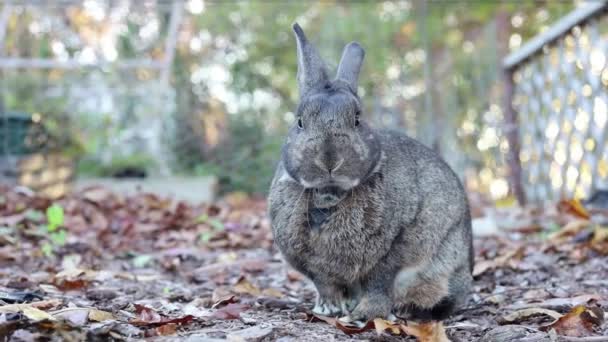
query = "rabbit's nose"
xmin=330 ymin=157 xmax=344 ymax=173
xmin=314 ymin=156 xmax=344 ymax=174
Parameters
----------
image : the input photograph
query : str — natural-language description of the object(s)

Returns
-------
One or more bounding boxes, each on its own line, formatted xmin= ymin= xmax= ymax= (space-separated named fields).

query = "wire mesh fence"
xmin=509 ymin=4 xmax=608 ymax=203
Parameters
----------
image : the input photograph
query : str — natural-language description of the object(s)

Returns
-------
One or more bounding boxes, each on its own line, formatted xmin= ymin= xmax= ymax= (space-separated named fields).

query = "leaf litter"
xmin=0 ymin=184 xmax=607 ymax=341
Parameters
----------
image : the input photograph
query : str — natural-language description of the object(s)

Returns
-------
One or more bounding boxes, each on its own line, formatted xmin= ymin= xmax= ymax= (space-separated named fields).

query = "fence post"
xmin=502 ymin=68 xmax=526 ymax=205
xmin=497 ymin=11 xmax=526 ymax=205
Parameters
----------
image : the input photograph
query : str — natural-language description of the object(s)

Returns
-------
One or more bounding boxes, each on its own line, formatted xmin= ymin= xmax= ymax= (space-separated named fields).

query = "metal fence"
xmin=0 ymin=1 xmax=180 ymax=197
xmin=504 ymin=2 xmax=608 ymax=203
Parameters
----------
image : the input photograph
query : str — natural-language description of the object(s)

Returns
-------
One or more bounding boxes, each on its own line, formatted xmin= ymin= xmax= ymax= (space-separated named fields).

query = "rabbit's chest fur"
xmin=271 ymin=172 xmax=393 ymax=284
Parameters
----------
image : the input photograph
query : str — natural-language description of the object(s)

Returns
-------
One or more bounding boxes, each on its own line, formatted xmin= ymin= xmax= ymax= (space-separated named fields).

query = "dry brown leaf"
xmin=233 ymin=276 xmax=261 ymax=297
xmin=549 ymin=219 xmax=591 ymax=242
xmin=310 ymin=314 xmax=376 ymax=335
xmin=472 ymin=260 xmax=495 ymax=277
xmin=81 ymin=187 xmax=113 ymax=204
xmin=473 ymin=245 xmax=525 ymax=277
xmin=541 ymin=305 xmax=604 ymax=337
xmin=401 ymin=321 xmax=450 ymax=342
xmin=52 ymin=268 xmax=97 ymax=291
xmin=558 ymin=199 xmax=590 ymax=220
xmin=211 ymin=303 xmax=250 ymax=320
xmin=212 ymin=294 xmax=238 ymax=309
xmin=29 ymin=299 xmax=63 ymax=310
xmin=589 ymin=226 xmax=608 ymax=255
xmin=156 ymin=323 xmax=178 ymax=336
xmin=130 ymin=304 xmax=194 ymax=327
xmin=500 ymin=308 xmax=562 ymax=324
xmin=507 ymin=294 xmax=601 ymax=310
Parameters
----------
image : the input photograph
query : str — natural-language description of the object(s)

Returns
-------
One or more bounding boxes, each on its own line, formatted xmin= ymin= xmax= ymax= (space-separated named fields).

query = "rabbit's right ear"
xmin=293 ymin=23 xmax=329 ymax=97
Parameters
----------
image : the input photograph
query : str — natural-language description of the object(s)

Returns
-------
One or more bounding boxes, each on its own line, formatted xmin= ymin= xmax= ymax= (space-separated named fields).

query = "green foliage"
xmin=196 ymin=214 xmax=225 ymax=231
xmin=42 ymin=204 xmax=67 ymax=257
xmin=46 ymin=204 xmax=64 ymax=232
xmin=197 ymin=213 xmax=225 ymax=244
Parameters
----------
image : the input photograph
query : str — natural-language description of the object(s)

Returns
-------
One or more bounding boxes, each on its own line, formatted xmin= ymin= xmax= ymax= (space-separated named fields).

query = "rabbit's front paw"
xmin=313 ymin=297 xmax=343 ymax=316
xmin=340 ymin=295 xmax=391 ymax=324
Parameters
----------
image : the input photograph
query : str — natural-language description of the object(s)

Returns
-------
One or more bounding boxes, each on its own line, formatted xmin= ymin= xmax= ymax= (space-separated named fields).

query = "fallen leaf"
xmin=401 ymin=321 xmax=450 ymax=342
xmin=52 ymin=268 xmax=96 ymax=291
xmin=81 ymin=187 xmax=113 ymax=204
xmin=30 ymin=299 xmax=63 ymax=310
xmin=88 ymin=309 xmax=114 ymax=322
xmin=374 ymin=318 xmax=401 ymax=335
xmin=240 ymin=259 xmax=268 ymax=273
xmin=0 ymin=304 xmax=56 ymax=321
xmin=155 ymin=323 xmax=177 ymax=336
xmin=130 ymin=304 xmax=194 ymax=327
xmin=211 ymin=303 xmax=250 ymax=320
xmin=472 ymin=260 xmax=495 ymax=277
xmin=131 ymin=304 xmax=162 ymax=324
xmin=541 ymin=305 xmax=604 ymax=337
xmin=589 ymin=226 xmax=608 ymax=255
xmin=53 ymin=307 xmax=89 ymax=326
xmin=508 ymin=294 xmax=600 ymax=310
xmin=233 ymin=276 xmax=261 ymax=297
xmin=212 ymin=294 xmax=238 ymax=309
xmin=262 ymin=288 xmax=284 ymax=298
xmin=500 ymin=308 xmax=562 ymax=324
xmin=0 ymin=213 xmax=25 ymax=226
xmin=310 ymin=314 xmax=375 ymax=335
xmin=473 ymin=245 xmax=525 ymax=277
xmin=549 ymin=220 xmax=591 ymax=242
xmin=558 ymin=199 xmax=590 ymax=219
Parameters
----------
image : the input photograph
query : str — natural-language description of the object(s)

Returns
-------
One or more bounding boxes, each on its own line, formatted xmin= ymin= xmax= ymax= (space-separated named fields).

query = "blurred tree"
xmin=0 ymin=1 xmax=576 ymax=194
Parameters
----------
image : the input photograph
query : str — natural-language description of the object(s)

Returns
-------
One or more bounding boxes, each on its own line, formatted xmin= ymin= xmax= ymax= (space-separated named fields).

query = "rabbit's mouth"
xmin=311 ymin=186 xmax=348 ymax=208
xmin=300 ymin=177 xmax=360 ymax=191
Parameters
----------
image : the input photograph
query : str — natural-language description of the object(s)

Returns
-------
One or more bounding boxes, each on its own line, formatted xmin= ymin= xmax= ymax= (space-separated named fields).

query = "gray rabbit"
xmin=268 ymin=23 xmax=473 ymax=323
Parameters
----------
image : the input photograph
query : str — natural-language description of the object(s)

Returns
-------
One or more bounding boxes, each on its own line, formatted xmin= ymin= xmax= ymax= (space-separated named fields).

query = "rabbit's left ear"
xmin=293 ymin=23 xmax=329 ymax=97
xmin=335 ymin=42 xmax=365 ymax=94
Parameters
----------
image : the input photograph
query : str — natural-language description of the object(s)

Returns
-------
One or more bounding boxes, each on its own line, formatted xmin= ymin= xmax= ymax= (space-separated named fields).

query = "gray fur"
xmin=269 ymin=23 xmax=473 ymax=322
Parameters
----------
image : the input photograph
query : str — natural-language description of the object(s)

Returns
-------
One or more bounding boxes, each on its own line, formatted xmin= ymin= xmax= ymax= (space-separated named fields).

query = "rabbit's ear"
xmin=336 ymin=42 xmax=365 ymax=94
xmin=293 ymin=23 xmax=329 ymax=97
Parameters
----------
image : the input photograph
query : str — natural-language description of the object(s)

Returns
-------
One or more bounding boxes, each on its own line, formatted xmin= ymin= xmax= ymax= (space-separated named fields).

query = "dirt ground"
xmin=1 ymin=185 xmax=607 ymax=341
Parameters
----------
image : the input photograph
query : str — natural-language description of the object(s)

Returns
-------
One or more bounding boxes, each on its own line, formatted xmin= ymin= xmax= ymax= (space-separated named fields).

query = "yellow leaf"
xmin=0 ymin=304 xmax=56 ymax=321
xmin=262 ymin=288 xmax=283 ymax=298
xmin=233 ymin=277 xmax=261 ymax=296
xmin=401 ymin=321 xmax=450 ymax=342
xmin=373 ymin=318 xmax=400 ymax=335
xmin=88 ymin=309 xmax=115 ymax=322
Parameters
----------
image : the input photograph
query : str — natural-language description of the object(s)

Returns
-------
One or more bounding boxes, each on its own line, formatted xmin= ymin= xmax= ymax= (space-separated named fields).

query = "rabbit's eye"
xmin=297 ymin=118 xmax=304 ymax=129
xmin=354 ymin=116 xmax=360 ymax=127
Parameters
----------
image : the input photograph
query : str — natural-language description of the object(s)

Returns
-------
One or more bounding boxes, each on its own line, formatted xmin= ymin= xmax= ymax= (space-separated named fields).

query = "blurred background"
xmin=0 ymin=0 xmax=606 ymax=205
